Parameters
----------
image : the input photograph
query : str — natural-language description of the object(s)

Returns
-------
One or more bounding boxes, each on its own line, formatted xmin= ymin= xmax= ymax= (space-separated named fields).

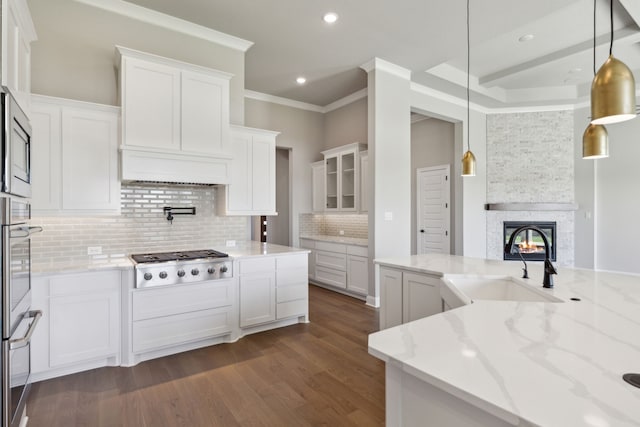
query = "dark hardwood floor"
xmin=27 ymin=285 xmax=385 ymax=426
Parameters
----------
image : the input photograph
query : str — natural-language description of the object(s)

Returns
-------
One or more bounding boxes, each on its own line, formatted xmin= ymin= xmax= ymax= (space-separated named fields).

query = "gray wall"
xmin=574 ymin=106 xmax=596 ymax=269
xmin=410 ymin=117 xmax=455 ymax=254
xmin=323 ymin=98 xmax=368 ymax=150
xmin=593 ymin=100 xmax=640 ymax=274
xmin=244 ymin=98 xmax=325 ymax=247
xmin=28 ymin=0 xmax=246 ymax=123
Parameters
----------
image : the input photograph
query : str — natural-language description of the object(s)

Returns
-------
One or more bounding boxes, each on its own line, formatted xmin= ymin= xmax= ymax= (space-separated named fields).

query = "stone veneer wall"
xmin=486 ymin=111 xmax=575 ymax=266
xmin=31 ymin=183 xmax=249 ymax=268
xmin=299 ymin=213 xmax=368 ymax=239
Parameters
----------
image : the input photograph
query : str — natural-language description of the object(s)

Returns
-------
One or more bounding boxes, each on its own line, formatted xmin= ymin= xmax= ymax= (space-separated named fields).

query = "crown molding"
xmin=361 ymin=58 xmax=411 ymax=80
xmin=244 ymin=90 xmax=325 ymax=113
xmin=410 ymin=82 xmax=490 ymax=114
xmin=74 ymin=0 xmax=253 ymax=52
xmin=323 ymin=89 xmax=367 ymax=113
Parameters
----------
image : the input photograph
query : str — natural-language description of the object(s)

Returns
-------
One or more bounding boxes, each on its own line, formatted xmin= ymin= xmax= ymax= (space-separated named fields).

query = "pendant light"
xmin=461 ymin=0 xmax=476 ymax=176
xmin=590 ymin=0 xmax=636 ymax=125
xmin=583 ymin=0 xmax=609 ymax=159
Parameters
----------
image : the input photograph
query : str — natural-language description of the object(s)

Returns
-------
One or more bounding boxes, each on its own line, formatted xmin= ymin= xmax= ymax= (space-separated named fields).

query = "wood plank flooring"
xmin=27 ymin=285 xmax=385 ymax=426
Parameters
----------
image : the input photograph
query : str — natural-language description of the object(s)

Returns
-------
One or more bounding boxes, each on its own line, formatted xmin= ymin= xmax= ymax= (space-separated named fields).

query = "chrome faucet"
xmin=504 ymin=225 xmax=557 ymax=288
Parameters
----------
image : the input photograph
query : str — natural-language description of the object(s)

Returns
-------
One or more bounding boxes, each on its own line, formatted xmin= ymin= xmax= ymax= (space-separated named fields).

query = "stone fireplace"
xmin=486 ymin=111 xmax=575 ymax=267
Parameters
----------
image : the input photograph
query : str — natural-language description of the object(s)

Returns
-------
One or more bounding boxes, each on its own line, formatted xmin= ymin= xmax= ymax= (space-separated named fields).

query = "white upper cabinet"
xmin=311 ymin=161 xmax=326 ymax=213
xmin=31 ymin=95 xmax=120 ymax=215
xmin=1 ymin=0 xmax=37 ymax=112
xmin=321 ymin=143 xmax=366 ymax=212
xmin=219 ymin=125 xmax=279 ymax=216
xmin=117 ymin=46 xmax=233 ymax=184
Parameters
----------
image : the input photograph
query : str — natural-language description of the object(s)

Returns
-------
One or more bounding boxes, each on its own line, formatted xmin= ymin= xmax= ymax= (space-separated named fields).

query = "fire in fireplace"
xmin=503 ymin=221 xmax=556 ymax=262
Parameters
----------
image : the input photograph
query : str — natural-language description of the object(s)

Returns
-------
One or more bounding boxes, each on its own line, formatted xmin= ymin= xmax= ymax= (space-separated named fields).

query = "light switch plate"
xmin=226 ymin=240 xmax=236 ymax=247
xmin=384 ymin=211 xmax=393 ymax=221
xmin=87 ymin=246 xmax=102 ymax=255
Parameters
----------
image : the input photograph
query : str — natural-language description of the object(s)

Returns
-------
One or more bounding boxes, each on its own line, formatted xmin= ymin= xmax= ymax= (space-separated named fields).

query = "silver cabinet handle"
xmin=10 ymin=226 xmax=43 ymax=239
xmin=28 ymin=226 xmax=44 ymax=234
xmin=10 ymin=310 xmax=42 ymax=350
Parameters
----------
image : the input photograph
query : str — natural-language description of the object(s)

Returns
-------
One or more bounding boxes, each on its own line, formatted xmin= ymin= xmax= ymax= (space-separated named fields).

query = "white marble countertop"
xmin=369 ymin=253 xmax=640 ymax=427
xmin=216 ymin=241 xmax=309 ymax=258
xmin=300 ymin=234 xmax=368 ymax=246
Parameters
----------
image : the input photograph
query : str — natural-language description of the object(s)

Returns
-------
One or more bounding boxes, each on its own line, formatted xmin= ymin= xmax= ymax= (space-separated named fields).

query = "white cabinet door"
xmin=299 ymin=239 xmax=315 ymax=280
xmin=380 ymin=267 xmax=403 ymax=330
xmin=311 ymin=161 xmax=325 ymax=212
xmin=122 ymin=56 xmax=180 ymax=150
xmin=47 ymin=271 xmax=121 ymax=368
xmin=31 ymin=102 xmax=62 ymax=211
xmin=221 ymin=126 xmax=278 ymax=215
xmin=321 ymin=143 xmax=366 ymax=212
xmin=347 ymin=255 xmax=368 ymax=295
xmin=181 ymin=69 xmax=229 ymax=155
xmin=239 ymin=272 xmax=276 ymax=327
xmin=402 ymin=272 xmax=442 ymax=323
xmin=61 ymin=106 xmax=119 ymax=212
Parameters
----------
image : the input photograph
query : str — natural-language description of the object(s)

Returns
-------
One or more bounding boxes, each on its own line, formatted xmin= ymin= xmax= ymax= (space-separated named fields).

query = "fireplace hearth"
xmin=503 ymin=221 xmax=556 ymax=262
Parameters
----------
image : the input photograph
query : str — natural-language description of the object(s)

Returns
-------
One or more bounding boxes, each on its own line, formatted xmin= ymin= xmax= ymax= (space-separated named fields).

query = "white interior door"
xmin=417 ymin=165 xmax=450 ymax=254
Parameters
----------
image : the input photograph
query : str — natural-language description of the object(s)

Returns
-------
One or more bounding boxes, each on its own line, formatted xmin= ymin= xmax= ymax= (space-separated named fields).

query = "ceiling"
xmin=32 ymin=0 xmax=640 ymax=109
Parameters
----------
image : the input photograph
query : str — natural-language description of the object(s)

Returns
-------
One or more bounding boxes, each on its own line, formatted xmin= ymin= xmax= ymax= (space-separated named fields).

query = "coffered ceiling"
xmin=31 ymin=0 xmax=640 ymax=109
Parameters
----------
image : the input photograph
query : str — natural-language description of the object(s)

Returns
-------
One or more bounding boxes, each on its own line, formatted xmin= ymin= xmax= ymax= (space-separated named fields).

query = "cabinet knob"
xmin=159 ymin=271 xmax=168 ymax=279
xmin=191 ymin=268 xmax=200 ymax=276
xmin=177 ymin=269 xmax=186 ymax=277
xmin=143 ymin=272 xmax=152 ymax=280
xmin=220 ymin=265 xmax=228 ymax=273
xmin=207 ymin=267 xmax=216 ymax=274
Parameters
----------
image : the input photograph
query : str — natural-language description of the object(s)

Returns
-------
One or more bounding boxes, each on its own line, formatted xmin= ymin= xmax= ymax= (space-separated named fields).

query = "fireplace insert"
xmin=503 ymin=221 xmax=556 ymax=262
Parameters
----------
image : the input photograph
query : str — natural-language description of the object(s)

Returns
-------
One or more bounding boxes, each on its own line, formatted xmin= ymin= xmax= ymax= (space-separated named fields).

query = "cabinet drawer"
xmin=132 ymin=307 xmax=232 ymax=353
xmin=239 ymin=257 xmax=275 ymax=274
xmin=316 ymin=251 xmax=347 ymax=271
xmin=315 ymin=266 xmax=347 ymax=288
xmin=277 ymin=284 xmax=307 ymax=303
xmin=347 ymin=245 xmax=368 ymax=257
xmin=276 ymin=253 xmax=308 ymax=270
xmin=132 ymin=279 xmax=233 ymax=321
xmin=277 ymin=268 xmax=308 ymax=287
xmin=315 ymin=241 xmax=347 ymax=253
xmin=276 ymin=299 xmax=307 ymax=320
xmin=50 ymin=270 xmax=120 ymax=296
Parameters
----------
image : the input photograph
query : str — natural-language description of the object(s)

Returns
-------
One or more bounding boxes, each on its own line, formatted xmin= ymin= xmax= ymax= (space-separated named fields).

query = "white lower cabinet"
xmin=131 ymin=279 xmax=234 ymax=353
xmin=303 ymin=239 xmax=369 ymax=299
xmin=379 ymin=266 xmax=442 ymax=330
xmin=239 ymin=254 xmax=308 ymax=328
xmin=31 ymin=270 xmax=121 ymax=380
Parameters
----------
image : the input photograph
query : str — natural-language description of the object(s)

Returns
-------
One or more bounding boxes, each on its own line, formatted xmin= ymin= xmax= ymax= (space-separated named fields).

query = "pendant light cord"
xmin=466 ymin=0 xmax=470 ymax=152
xmin=593 ymin=0 xmax=597 ymax=75
xmin=609 ymin=0 xmax=613 ymax=55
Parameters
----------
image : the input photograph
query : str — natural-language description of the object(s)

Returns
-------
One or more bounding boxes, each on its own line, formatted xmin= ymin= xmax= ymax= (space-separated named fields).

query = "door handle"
xmin=420 ymin=229 xmax=425 ymax=233
xmin=10 ymin=310 xmax=42 ymax=350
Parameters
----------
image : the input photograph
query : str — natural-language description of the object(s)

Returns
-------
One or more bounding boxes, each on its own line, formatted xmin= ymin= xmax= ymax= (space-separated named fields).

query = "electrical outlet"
xmin=339 ymin=230 xmax=345 ymax=235
xmin=87 ymin=246 xmax=102 ymax=255
xmin=226 ymin=240 xmax=236 ymax=247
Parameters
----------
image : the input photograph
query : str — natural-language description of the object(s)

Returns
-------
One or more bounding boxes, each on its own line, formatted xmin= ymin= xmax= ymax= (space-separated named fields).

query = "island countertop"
xmin=369 ymin=253 xmax=640 ymax=427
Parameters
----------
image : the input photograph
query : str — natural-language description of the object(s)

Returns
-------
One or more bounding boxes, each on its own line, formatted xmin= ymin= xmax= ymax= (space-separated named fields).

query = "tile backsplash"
xmin=31 ymin=183 xmax=249 ymax=268
xmin=299 ymin=213 xmax=368 ymax=239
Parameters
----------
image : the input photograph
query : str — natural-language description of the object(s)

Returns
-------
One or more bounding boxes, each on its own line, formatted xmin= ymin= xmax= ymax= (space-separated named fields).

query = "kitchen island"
xmin=369 ymin=254 xmax=640 ymax=427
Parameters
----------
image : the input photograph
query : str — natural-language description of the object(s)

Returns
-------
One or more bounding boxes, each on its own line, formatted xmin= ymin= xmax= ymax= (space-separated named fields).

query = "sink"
xmin=440 ymin=275 xmax=564 ymax=309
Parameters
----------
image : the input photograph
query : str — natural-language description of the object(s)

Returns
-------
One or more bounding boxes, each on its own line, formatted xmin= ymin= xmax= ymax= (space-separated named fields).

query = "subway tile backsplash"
xmin=299 ymin=213 xmax=368 ymax=239
xmin=31 ymin=183 xmax=249 ymax=268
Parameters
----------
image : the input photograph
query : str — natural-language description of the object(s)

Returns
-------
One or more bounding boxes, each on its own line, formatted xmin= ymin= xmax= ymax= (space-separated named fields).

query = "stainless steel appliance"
xmin=130 ymin=249 xmax=232 ymax=288
xmin=1 ymin=91 xmax=32 ymax=199
xmin=1 ymin=197 xmax=42 ymax=427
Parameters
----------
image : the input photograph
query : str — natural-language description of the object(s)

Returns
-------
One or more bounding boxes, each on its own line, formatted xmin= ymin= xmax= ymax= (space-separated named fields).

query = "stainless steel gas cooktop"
xmin=130 ymin=249 xmax=232 ymax=288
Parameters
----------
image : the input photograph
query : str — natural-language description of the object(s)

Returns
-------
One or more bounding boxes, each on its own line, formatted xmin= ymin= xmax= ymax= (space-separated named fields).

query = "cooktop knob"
xmin=207 ymin=267 xmax=215 ymax=274
xmin=159 ymin=271 xmax=168 ymax=279
xmin=220 ymin=265 xmax=228 ymax=273
xmin=143 ymin=273 xmax=153 ymax=280
xmin=191 ymin=268 xmax=199 ymax=276
xmin=177 ymin=269 xmax=186 ymax=277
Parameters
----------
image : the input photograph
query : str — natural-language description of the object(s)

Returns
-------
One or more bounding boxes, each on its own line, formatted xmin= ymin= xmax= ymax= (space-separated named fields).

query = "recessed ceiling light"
xmin=518 ymin=34 xmax=535 ymax=42
xmin=296 ymin=77 xmax=307 ymax=85
xmin=323 ymin=12 xmax=338 ymax=24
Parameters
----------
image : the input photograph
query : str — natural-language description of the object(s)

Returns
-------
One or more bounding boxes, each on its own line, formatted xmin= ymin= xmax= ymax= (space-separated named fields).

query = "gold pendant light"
xmin=583 ymin=0 xmax=609 ymax=159
xmin=461 ymin=0 xmax=476 ymax=177
xmin=583 ymin=123 xmax=609 ymax=159
xmin=590 ymin=0 xmax=637 ymax=125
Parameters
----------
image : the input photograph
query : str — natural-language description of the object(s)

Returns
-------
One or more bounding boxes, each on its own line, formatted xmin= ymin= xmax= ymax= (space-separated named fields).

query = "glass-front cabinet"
xmin=321 ymin=143 xmax=366 ymax=212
